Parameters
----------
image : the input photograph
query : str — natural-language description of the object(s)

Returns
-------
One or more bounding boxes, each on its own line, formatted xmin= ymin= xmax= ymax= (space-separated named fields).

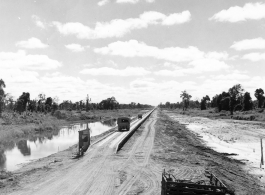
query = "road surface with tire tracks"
xmin=10 ymin=110 xmax=160 ymax=195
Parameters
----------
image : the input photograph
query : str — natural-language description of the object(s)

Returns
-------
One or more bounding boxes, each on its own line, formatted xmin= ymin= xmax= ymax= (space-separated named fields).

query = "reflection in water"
xmin=17 ymin=140 xmax=31 ymax=156
xmin=0 ymin=119 xmax=116 ymax=171
xmin=0 ymin=151 xmax=6 ymax=170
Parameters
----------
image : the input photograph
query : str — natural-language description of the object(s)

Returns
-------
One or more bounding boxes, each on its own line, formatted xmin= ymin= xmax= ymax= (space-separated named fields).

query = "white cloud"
xmin=98 ymin=0 xmax=110 ymax=6
xmin=0 ymin=69 xmax=39 ymax=84
xmin=242 ymin=52 xmax=265 ymax=61
xmin=154 ymin=59 xmax=230 ymax=77
xmin=214 ymin=73 xmax=250 ymax=80
xmin=16 ymin=37 xmax=49 ymax=49
xmin=188 ymin=59 xmax=230 ymax=72
xmin=162 ymin=11 xmax=191 ymax=25
xmin=231 ymin=38 xmax=265 ymax=50
xmin=205 ymin=51 xmax=229 ymax=60
xmin=65 ymin=44 xmax=84 ymax=52
xmin=32 ymin=15 xmax=46 ymax=29
xmin=52 ymin=11 xmax=190 ymax=39
xmin=80 ymin=66 xmax=151 ymax=76
xmin=0 ymin=50 xmax=61 ymax=70
xmin=94 ymin=40 xmax=204 ymax=62
xmin=210 ymin=2 xmax=265 ymax=22
xmin=154 ymin=69 xmax=185 ymax=77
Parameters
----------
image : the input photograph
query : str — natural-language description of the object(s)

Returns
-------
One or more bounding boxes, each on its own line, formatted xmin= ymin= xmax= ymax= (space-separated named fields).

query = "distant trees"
xmin=99 ymin=97 xmax=119 ymax=110
xmin=242 ymin=92 xmax=252 ymax=111
xmin=14 ymin=92 xmax=30 ymax=113
xmin=200 ymin=95 xmax=210 ymax=110
xmin=254 ymin=88 xmax=265 ymax=108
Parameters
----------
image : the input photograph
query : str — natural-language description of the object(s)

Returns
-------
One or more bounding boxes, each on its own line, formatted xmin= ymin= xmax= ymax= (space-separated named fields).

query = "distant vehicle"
xmin=117 ymin=117 xmax=130 ymax=131
xmin=138 ymin=114 xmax=142 ymax=119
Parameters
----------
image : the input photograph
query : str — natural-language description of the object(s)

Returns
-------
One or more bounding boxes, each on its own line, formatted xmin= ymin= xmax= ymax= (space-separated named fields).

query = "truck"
xmin=117 ymin=117 xmax=130 ymax=131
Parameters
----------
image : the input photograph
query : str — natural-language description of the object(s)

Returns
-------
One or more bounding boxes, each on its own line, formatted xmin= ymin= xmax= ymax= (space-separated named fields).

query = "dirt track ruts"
xmin=8 ymin=111 xmax=158 ymax=195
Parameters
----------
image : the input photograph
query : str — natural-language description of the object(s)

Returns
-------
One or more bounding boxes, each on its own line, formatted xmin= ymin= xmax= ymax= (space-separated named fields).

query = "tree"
xmin=200 ymin=95 xmax=210 ymax=110
xmin=86 ymin=94 xmax=91 ymax=112
xmin=180 ymin=90 xmax=192 ymax=111
xmin=45 ymin=97 xmax=53 ymax=112
xmin=0 ymin=79 xmax=6 ymax=117
xmin=14 ymin=92 xmax=30 ymax=113
xmin=254 ymin=88 xmax=264 ymax=108
xmin=229 ymin=84 xmax=244 ymax=100
xmin=242 ymin=92 xmax=252 ymax=111
xmin=180 ymin=90 xmax=192 ymax=100
xmin=165 ymin=102 xmax=171 ymax=108
xmin=38 ymin=93 xmax=46 ymax=103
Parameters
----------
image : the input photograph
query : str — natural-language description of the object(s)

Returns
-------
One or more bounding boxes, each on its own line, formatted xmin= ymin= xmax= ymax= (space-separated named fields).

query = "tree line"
xmin=159 ymin=84 xmax=265 ymax=115
xmin=0 ymin=79 xmax=152 ymax=117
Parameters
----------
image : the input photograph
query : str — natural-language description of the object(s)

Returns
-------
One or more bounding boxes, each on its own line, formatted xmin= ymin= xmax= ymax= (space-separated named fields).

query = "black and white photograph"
xmin=0 ymin=0 xmax=265 ymax=194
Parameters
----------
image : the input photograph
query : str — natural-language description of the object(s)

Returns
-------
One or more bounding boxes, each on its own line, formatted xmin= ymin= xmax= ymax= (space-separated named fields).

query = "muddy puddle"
xmin=0 ymin=119 xmax=117 ymax=172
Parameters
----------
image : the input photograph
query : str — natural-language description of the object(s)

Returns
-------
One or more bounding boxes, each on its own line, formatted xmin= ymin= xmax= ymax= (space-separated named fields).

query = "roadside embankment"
xmin=151 ymin=109 xmax=264 ymax=195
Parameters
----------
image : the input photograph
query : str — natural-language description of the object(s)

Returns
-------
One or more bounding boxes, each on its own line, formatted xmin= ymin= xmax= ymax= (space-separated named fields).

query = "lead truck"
xmin=117 ymin=117 xmax=130 ymax=131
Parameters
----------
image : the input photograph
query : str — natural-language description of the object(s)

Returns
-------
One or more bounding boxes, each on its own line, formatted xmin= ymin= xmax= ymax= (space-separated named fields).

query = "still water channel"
xmin=0 ymin=119 xmax=117 ymax=172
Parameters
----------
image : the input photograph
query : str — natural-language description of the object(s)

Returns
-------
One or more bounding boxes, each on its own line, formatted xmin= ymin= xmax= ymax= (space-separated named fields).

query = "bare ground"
xmin=0 ymin=109 xmax=264 ymax=194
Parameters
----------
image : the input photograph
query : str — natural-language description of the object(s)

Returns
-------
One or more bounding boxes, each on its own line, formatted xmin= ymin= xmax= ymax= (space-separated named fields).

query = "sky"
xmin=1 ymin=0 xmax=265 ymax=105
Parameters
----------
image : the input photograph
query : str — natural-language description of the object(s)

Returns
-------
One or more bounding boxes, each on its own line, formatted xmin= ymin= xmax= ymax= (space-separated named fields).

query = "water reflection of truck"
xmin=117 ymin=117 xmax=130 ymax=131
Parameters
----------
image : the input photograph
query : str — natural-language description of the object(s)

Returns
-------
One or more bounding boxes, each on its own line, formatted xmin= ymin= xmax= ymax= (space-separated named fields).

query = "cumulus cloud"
xmin=205 ymin=51 xmax=229 ymax=60
xmin=154 ymin=59 xmax=230 ymax=77
xmin=231 ymin=38 xmax=265 ymax=50
xmin=154 ymin=69 xmax=185 ymax=77
xmin=94 ymin=40 xmax=230 ymax=63
xmin=189 ymin=59 xmax=230 ymax=72
xmin=242 ymin=52 xmax=265 ymax=61
xmin=161 ymin=11 xmax=191 ymax=25
xmin=0 ymin=69 xmax=39 ymax=84
xmin=32 ymin=15 xmax=46 ymax=29
xmin=98 ymin=0 xmax=110 ymax=6
xmin=0 ymin=50 xmax=61 ymax=70
xmin=80 ymin=67 xmax=151 ymax=76
xmin=65 ymin=44 xmax=85 ymax=52
xmin=210 ymin=2 xmax=265 ymax=22
xmin=16 ymin=37 xmax=49 ymax=49
xmin=52 ymin=11 xmax=190 ymax=39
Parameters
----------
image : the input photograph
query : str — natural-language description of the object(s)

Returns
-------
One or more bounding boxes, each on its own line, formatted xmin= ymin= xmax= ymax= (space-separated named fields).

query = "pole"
xmin=261 ymin=138 xmax=264 ymax=168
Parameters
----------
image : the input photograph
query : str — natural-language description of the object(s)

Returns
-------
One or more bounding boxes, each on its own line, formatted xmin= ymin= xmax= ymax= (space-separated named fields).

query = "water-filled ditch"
xmin=0 ymin=119 xmax=117 ymax=171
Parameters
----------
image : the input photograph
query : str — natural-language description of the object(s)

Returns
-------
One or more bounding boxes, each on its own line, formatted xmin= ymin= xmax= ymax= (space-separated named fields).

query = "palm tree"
xmin=180 ymin=90 xmax=192 ymax=111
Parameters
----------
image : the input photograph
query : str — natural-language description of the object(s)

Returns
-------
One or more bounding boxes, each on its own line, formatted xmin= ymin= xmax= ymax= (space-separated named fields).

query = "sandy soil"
xmin=161 ymin=110 xmax=265 ymax=195
xmin=1 ymin=109 xmax=264 ymax=194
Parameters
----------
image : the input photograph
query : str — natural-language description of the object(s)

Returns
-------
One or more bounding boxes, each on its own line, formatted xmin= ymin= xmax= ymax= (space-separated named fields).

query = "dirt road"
xmin=6 ymin=111 xmax=159 ymax=195
xmin=2 ymin=109 xmax=264 ymax=195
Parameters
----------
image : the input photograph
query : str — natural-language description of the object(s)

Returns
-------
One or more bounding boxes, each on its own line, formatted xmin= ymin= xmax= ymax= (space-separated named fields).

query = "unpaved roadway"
xmin=1 ymin=109 xmax=265 ymax=195
xmin=5 ymin=111 xmax=160 ymax=195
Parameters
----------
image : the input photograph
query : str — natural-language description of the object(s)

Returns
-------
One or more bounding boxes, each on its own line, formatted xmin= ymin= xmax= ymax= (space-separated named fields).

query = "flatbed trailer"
xmin=161 ymin=170 xmax=235 ymax=195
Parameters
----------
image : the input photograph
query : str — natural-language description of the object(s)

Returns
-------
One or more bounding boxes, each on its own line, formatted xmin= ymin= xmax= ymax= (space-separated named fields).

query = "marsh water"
xmin=0 ymin=119 xmax=117 ymax=171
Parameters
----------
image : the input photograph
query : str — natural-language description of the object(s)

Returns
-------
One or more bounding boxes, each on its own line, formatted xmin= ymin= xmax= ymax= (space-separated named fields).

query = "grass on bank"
xmin=165 ymin=108 xmax=265 ymax=122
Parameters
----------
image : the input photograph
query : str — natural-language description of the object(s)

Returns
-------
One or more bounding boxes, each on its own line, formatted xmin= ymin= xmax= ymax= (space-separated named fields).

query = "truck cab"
xmin=138 ymin=114 xmax=142 ymax=119
xmin=117 ymin=117 xmax=130 ymax=131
